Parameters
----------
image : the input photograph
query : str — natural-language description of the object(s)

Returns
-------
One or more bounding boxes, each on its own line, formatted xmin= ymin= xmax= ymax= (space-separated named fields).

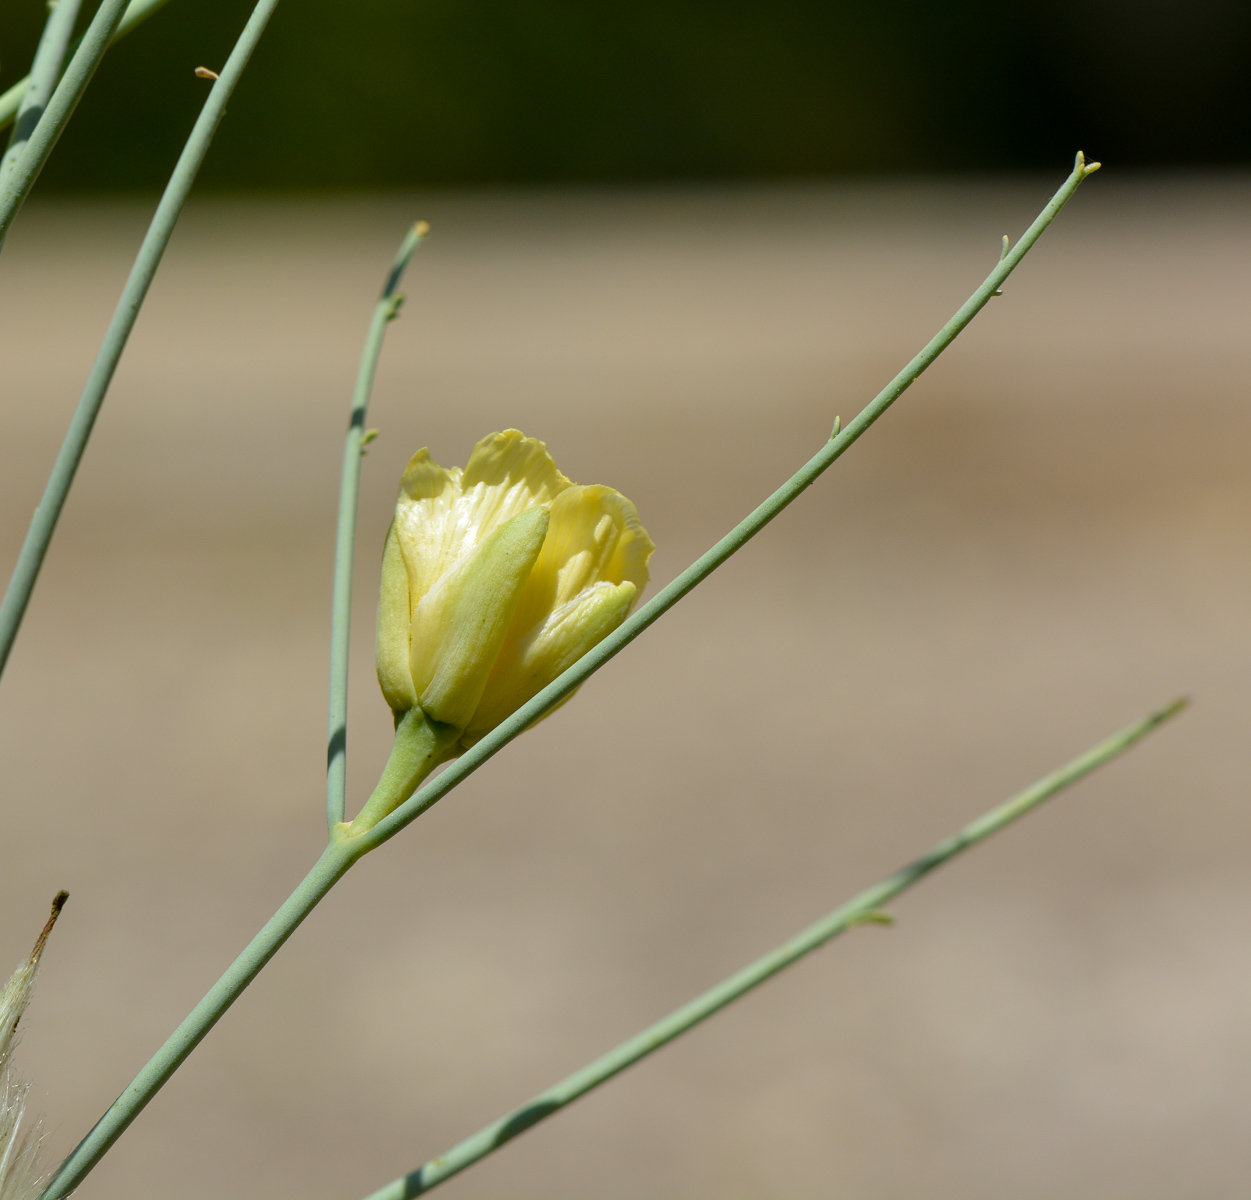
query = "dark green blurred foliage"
xmin=2 ymin=0 xmax=1249 ymax=188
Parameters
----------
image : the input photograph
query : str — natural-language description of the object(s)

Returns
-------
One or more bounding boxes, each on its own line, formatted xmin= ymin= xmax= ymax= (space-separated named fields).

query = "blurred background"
xmin=3 ymin=0 xmax=1251 ymax=187
xmin=2 ymin=3 xmax=1251 ymax=1200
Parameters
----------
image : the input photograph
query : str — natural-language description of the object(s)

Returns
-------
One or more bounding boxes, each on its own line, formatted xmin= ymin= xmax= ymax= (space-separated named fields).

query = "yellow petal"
xmin=375 ymin=521 xmax=417 ymax=714
xmin=399 ymin=445 xmax=457 ymax=502
xmin=460 ymin=484 xmax=653 ymax=742
xmin=410 ymin=506 xmax=549 ymax=731
xmin=508 ymin=484 xmax=653 ymax=636
xmin=461 ymin=428 xmax=571 ymax=511
xmin=392 ymin=447 xmax=462 ymax=613
xmin=463 ymin=579 xmax=636 ymax=744
xmin=393 ymin=432 xmax=571 ymax=616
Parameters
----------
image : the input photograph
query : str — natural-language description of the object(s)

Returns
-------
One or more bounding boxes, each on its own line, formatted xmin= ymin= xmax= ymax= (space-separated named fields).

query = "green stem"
xmin=346 ymin=707 xmax=462 ymax=836
xmin=0 ymin=0 xmax=177 ymax=133
xmin=0 ymin=0 xmax=84 ymax=195
xmin=39 ymin=155 xmax=1097 ymax=1198
xmin=327 ymin=223 xmax=429 ymax=834
xmin=0 ymin=0 xmax=130 ymax=245
xmin=39 ymin=841 xmax=358 ymax=1200
xmin=0 ymin=0 xmax=283 ymax=684
xmin=349 ymin=152 xmax=1102 ymax=857
xmin=359 ymin=698 xmax=1187 ymax=1200
xmin=39 ymin=706 xmax=456 ymax=1199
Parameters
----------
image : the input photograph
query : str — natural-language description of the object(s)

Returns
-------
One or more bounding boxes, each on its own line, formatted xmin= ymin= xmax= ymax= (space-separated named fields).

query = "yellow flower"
xmin=350 ymin=430 xmax=653 ymax=834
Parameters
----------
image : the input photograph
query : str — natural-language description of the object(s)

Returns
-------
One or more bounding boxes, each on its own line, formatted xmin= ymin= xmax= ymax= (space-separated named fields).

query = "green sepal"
xmin=409 ymin=506 xmax=549 ymax=731
xmin=376 ymin=520 xmax=417 ymax=714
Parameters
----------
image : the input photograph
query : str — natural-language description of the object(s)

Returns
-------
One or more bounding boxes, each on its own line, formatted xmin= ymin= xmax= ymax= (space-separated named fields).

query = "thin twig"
xmin=327 ymin=222 xmax=429 ymax=833
xmin=0 ymin=0 xmax=85 ymax=197
xmin=357 ymin=699 xmax=1186 ymax=1200
xmin=351 ymin=151 xmax=1102 ymax=853
xmin=0 ymin=0 xmax=285 ymax=684
xmin=0 ymin=0 xmax=131 ymax=245
xmin=0 ymin=0 xmax=177 ymax=133
xmin=36 ymin=156 xmax=1097 ymax=1200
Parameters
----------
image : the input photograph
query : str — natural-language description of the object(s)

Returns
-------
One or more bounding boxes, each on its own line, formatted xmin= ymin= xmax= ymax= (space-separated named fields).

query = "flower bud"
xmin=376 ymin=429 xmax=654 ymax=746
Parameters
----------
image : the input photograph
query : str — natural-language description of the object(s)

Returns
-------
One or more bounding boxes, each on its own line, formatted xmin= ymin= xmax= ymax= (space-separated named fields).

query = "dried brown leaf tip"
xmin=0 ymin=892 xmax=68 ymax=1200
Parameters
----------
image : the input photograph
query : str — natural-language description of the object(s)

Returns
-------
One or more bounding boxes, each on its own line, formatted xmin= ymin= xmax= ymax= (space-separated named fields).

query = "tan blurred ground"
xmin=1 ymin=174 xmax=1250 ymax=1200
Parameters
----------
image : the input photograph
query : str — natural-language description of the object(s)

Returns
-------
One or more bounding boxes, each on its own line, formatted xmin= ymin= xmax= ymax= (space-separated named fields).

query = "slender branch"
xmin=0 ymin=0 xmax=85 ymax=196
xmin=0 ymin=0 xmax=284 ymax=684
xmin=37 ymin=156 xmax=1096 ymax=1199
xmin=359 ymin=698 xmax=1187 ymax=1200
xmin=0 ymin=0 xmax=130 ymax=245
xmin=351 ymin=151 xmax=1102 ymax=851
xmin=0 ymin=0 xmax=177 ymax=133
xmin=328 ymin=222 xmax=429 ymax=834
xmin=38 ymin=843 xmax=355 ymax=1200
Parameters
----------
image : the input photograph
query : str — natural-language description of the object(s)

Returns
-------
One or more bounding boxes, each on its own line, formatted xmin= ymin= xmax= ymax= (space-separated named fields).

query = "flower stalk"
xmin=345 ymin=708 xmax=462 ymax=836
